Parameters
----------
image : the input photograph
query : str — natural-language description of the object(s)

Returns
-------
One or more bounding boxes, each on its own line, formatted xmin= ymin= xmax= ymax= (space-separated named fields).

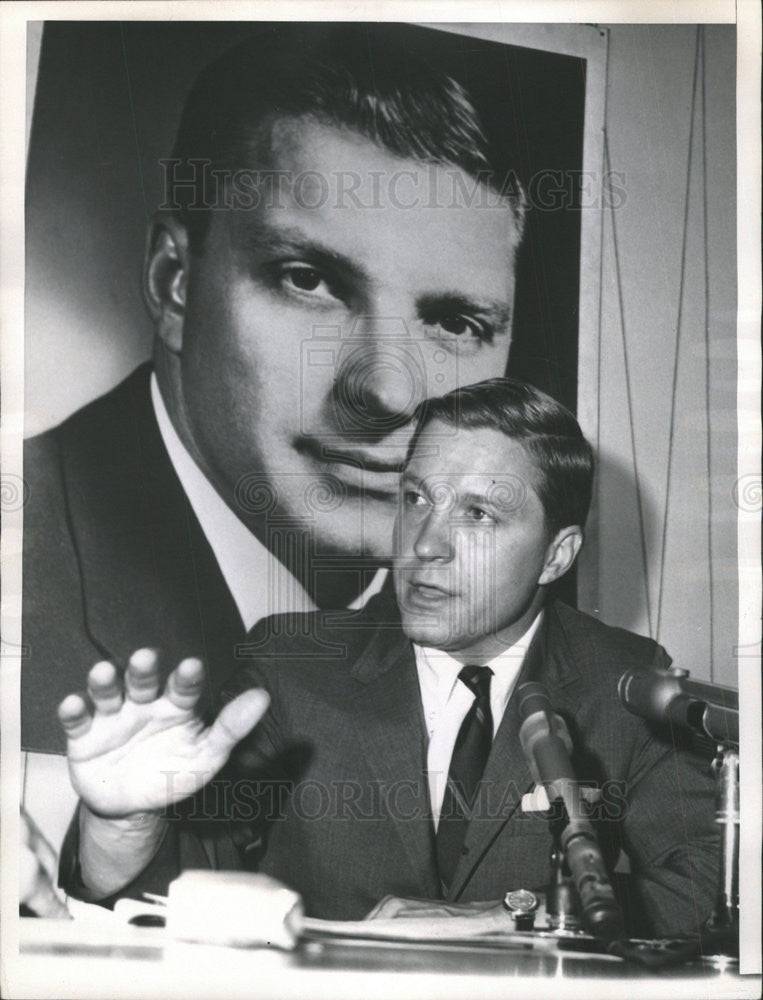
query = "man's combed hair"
xmin=169 ymin=23 xmax=526 ymax=250
xmin=413 ymin=378 xmax=595 ymax=533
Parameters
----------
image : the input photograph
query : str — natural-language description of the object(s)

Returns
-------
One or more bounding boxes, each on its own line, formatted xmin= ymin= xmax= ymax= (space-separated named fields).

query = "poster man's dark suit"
xmin=78 ymin=589 xmax=718 ymax=937
xmin=22 ymin=364 xmax=245 ymax=755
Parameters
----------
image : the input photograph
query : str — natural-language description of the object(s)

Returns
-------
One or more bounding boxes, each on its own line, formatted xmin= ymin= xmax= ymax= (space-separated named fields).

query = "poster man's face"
xmin=162 ymin=117 xmax=520 ymax=559
xmin=394 ymin=421 xmax=566 ymax=660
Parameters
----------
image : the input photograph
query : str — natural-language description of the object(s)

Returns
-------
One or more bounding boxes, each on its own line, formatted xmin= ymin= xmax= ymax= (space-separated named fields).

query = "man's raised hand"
xmin=58 ymin=650 xmax=269 ymax=818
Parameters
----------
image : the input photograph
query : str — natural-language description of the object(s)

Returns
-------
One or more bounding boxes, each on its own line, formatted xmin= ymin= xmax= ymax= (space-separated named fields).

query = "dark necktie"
xmin=436 ymin=665 xmax=494 ymax=891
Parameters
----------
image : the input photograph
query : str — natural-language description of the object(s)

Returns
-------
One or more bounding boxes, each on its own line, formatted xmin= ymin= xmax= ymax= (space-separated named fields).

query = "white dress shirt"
xmin=414 ymin=612 xmax=542 ymax=829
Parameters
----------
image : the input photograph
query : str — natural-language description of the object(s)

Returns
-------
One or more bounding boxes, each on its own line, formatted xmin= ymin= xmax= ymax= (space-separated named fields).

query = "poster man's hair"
xmin=168 ymin=23 xmax=526 ymax=250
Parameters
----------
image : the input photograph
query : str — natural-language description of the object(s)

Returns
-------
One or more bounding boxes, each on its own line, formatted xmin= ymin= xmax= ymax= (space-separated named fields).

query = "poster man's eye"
xmin=280 ymin=265 xmax=338 ymax=300
xmin=440 ymin=316 xmax=474 ymax=337
xmin=422 ymin=311 xmax=494 ymax=347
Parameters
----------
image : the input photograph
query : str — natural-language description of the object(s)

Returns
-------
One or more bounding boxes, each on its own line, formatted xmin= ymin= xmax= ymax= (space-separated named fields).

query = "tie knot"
xmin=458 ymin=665 xmax=493 ymax=699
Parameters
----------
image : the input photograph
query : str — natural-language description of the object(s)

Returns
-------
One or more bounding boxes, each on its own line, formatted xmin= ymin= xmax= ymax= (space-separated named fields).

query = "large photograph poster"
xmin=1 ymin=2 xmax=760 ymax=997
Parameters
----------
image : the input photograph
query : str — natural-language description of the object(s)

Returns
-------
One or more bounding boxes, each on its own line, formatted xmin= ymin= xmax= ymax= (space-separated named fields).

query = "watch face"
xmin=504 ymin=889 xmax=539 ymax=913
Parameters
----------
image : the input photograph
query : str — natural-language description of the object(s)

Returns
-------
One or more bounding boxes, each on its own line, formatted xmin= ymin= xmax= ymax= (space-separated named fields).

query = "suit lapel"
xmin=63 ymin=366 xmax=244 ymax=696
xmin=447 ymin=605 xmax=585 ymax=899
xmin=347 ymin=618 xmax=440 ymax=896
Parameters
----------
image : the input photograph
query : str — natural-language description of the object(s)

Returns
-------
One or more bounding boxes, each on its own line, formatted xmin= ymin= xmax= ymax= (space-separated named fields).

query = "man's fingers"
xmin=365 ymin=896 xmax=409 ymax=920
xmin=87 ymin=661 xmax=123 ymax=715
xmin=165 ymin=657 xmax=205 ymax=711
xmin=125 ymin=648 xmax=161 ymax=703
xmin=365 ymin=895 xmax=398 ymax=920
xmin=57 ymin=694 xmax=93 ymax=740
xmin=206 ymin=689 xmax=271 ymax=757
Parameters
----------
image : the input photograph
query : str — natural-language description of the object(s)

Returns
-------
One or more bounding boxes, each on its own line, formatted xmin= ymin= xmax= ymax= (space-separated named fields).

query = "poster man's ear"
xmin=538 ymin=525 xmax=583 ymax=586
xmin=143 ymin=215 xmax=189 ymax=354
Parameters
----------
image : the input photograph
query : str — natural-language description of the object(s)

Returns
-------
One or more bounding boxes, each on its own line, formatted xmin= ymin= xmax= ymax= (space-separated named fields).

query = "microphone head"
xmin=517 ymin=682 xmax=574 ymax=781
xmin=517 ymin=681 xmax=553 ymax=722
xmin=618 ymin=667 xmax=683 ymax=721
xmin=619 ymin=667 xmax=739 ymax=744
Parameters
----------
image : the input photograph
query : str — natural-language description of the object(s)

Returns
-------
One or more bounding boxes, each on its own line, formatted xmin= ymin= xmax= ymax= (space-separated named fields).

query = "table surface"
xmin=4 ymin=917 xmax=758 ymax=1000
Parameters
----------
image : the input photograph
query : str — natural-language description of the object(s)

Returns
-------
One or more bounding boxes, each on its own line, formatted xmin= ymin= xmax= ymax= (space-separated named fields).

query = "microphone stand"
xmin=517 ymin=683 xmax=624 ymax=942
xmin=705 ymin=743 xmax=739 ymax=955
xmin=520 ymin=678 xmax=743 ymax=969
xmin=618 ymin=664 xmax=741 ymax=962
xmin=544 ymin=808 xmax=582 ymax=932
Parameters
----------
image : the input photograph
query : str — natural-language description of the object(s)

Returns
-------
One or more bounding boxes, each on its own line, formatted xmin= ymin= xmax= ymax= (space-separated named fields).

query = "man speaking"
xmin=57 ymin=379 xmax=718 ymax=938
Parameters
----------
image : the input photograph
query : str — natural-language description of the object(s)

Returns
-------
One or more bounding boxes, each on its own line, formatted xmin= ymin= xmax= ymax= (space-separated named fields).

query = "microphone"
xmin=618 ymin=666 xmax=738 ymax=745
xmin=517 ymin=682 xmax=624 ymax=942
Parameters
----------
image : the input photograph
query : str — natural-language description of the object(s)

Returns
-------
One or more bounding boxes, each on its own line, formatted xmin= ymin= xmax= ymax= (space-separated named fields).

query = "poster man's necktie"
xmin=436 ymin=665 xmax=494 ymax=890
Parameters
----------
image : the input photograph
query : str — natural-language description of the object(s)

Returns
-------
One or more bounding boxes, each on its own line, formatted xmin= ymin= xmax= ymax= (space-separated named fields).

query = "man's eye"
xmin=404 ymin=490 xmax=427 ymax=508
xmin=466 ymin=506 xmax=492 ymax=522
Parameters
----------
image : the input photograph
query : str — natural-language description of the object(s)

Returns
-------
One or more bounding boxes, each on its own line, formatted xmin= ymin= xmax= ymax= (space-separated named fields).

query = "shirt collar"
xmin=414 ymin=611 xmax=544 ymax=712
xmin=151 ymin=374 xmax=385 ymax=630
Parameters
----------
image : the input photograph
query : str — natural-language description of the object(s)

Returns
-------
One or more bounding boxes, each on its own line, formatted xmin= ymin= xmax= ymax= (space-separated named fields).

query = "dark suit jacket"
xmin=22 ymin=364 xmax=246 ymax=754
xmin=87 ymin=590 xmax=717 ymax=937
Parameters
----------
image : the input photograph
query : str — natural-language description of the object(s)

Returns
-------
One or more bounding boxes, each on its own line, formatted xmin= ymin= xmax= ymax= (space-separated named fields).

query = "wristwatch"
xmin=503 ymin=888 xmax=539 ymax=930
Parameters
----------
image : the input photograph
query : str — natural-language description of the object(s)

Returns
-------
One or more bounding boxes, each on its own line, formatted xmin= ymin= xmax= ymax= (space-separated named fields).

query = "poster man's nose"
xmin=331 ymin=317 xmax=428 ymax=436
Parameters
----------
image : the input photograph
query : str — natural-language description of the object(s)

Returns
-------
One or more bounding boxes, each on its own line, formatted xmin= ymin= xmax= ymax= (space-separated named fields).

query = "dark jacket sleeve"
xmin=620 ymin=732 xmax=719 ymax=936
xmin=617 ymin=646 xmax=719 ymax=937
xmin=58 ymin=806 xmax=189 ymax=906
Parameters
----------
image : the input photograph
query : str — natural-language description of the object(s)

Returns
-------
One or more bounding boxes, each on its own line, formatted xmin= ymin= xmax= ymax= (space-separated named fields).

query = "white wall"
xmin=595 ymin=24 xmax=737 ymax=684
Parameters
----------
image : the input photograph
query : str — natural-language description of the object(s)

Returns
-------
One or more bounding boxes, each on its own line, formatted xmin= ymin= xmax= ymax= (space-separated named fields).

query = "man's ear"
xmin=143 ymin=215 xmax=189 ymax=354
xmin=538 ymin=525 xmax=583 ymax=586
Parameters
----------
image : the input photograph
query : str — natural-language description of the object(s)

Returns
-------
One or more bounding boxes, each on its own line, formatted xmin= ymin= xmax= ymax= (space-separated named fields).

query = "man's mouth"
xmin=297 ymin=438 xmax=404 ymax=497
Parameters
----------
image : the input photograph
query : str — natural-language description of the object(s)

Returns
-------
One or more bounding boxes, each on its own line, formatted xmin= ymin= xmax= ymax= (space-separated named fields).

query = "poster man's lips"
xmin=298 ymin=438 xmax=405 ymax=473
xmin=409 ymin=578 xmax=454 ymax=598
xmin=296 ymin=437 xmax=403 ymax=498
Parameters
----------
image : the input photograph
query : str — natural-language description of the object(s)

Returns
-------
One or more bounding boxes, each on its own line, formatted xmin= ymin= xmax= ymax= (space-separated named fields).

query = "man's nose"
xmin=412 ymin=510 xmax=453 ymax=562
xmin=331 ymin=316 xmax=427 ymax=436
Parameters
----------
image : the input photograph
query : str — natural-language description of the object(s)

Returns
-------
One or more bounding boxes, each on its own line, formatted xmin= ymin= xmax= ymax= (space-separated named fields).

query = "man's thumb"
xmin=207 ymin=689 xmax=270 ymax=754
